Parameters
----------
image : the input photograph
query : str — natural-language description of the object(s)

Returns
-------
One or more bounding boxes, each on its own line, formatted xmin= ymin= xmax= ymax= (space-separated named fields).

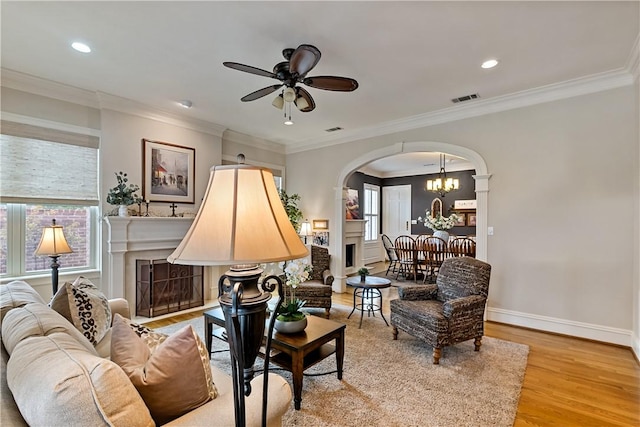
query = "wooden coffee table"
xmin=204 ymin=307 xmax=345 ymax=410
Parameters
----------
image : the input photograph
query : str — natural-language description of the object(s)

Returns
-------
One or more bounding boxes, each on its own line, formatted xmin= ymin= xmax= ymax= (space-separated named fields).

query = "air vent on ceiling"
xmin=325 ymin=126 xmax=343 ymax=132
xmin=451 ymin=93 xmax=480 ymax=104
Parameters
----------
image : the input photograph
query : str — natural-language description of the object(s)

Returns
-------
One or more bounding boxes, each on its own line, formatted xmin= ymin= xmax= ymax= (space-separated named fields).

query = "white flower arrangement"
xmin=279 ymin=258 xmax=312 ymax=289
xmin=417 ymin=210 xmax=459 ymax=231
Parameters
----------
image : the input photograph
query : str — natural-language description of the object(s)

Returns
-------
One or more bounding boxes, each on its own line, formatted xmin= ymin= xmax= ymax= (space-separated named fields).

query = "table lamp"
xmin=168 ymin=155 xmax=308 ymax=427
xmin=35 ymin=219 xmax=73 ymax=294
xmin=299 ymin=219 xmax=312 ymax=244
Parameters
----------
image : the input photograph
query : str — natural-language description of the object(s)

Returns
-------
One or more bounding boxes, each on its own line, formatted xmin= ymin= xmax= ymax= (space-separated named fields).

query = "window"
xmin=0 ymin=121 xmax=99 ymax=279
xmin=363 ymin=184 xmax=380 ymax=242
xmin=1 ymin=204 xmax=98 ymax=277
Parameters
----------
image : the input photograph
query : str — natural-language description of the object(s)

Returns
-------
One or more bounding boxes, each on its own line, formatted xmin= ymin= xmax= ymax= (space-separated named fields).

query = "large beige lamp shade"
xmin=168 ymin=164 xmax=308 ymax=265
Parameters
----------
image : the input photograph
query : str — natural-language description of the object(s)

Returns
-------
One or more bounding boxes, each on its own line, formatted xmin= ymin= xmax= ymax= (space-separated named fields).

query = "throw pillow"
xmin=110 ymin=314 xmax=217 ymax=425
xmin=49 ymin=276 xmax=111 ymax=346
xmin=127 ymin=319 xmax=169 ymax=354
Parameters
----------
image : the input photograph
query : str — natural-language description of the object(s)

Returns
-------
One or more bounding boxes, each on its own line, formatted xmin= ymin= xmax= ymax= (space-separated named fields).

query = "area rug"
xmin=157 ymin=305 xmax=528 ymax=427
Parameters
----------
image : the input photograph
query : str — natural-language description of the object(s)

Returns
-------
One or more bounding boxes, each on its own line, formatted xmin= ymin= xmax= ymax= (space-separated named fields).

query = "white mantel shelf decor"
xmin=104 ymin=216 xmax=195 ymax=310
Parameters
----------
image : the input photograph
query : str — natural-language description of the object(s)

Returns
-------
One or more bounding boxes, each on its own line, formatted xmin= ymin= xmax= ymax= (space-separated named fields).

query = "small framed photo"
xmin=313 ymin=231 xmax=329 ymax=246
xmin=313 ymin=219 xmax=329 ymax=230
xmin=453 ymin=213 xmax=466 ymax=227
xmin=467 ymin=213 xmax=477 ymax=226
xmin=142 ymin=139 xmax=195 ymax=204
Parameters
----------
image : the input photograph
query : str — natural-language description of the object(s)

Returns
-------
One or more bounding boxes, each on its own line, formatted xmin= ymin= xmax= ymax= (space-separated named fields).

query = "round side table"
xmin=345 ymin=276 xmax=391 ymax=328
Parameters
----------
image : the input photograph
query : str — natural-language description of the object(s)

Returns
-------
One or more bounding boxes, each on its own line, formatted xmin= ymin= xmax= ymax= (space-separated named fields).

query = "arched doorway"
xmin=330 ymin=141 xmax=491 ymax=292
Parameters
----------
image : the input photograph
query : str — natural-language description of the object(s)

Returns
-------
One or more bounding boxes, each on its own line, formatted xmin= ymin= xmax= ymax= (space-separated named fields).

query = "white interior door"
xmin=383 ymin=184 xmax=412 ymax=242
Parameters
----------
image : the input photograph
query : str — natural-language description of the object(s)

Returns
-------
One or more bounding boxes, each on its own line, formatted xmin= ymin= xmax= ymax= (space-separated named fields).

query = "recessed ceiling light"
xmin=481 ymin=59 xmax=499 ymax=69
xmin=179 ymin=100 xmax=193 ymax=109
xmin=71 ymin=42 xmax=91 ymax=53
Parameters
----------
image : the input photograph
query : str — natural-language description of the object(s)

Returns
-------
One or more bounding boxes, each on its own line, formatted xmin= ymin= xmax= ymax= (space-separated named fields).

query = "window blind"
xmin=0 ymin=121 xmax=99 ymax=205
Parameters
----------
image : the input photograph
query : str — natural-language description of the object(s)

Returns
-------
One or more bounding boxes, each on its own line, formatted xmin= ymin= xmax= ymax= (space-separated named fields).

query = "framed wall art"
xmin=313 ymin=219 xmax=329 ymax=230
xmin=467 ymin=213 xmax=477 ymax=227
xmin=313 ymin=231 xmax=329 ymax=247
xmin=453 ymin=213 xmax=466 ymax=227
xmin=142 ymin=139 xmax=195 ymax=204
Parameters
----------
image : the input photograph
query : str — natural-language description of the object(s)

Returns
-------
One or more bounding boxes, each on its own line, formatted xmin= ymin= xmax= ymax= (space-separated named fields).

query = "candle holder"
xmin=144 ymin=201 xmax=150 ymax=217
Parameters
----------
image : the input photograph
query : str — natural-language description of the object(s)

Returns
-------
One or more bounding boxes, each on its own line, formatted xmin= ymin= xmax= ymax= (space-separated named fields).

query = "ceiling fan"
xmin=223 ymin=44 xmax=358 ymax=114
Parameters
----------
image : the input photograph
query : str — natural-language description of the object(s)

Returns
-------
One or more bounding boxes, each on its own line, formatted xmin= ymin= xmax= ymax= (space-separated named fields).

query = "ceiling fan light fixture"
xmin=284 ymin=119 xmax=294 ymax=126
xmin=294 ymin=96 xmax=309 ymax=111
xmin=272 ymin=94 xmax=284 ymax=109
xmin=283 ymin=87 xmax=296 ymax=103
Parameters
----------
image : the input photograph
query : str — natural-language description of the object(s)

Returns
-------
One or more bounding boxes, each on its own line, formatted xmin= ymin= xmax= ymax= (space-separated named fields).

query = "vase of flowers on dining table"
xmin=418 ymin=210 xmax=459 ymax=242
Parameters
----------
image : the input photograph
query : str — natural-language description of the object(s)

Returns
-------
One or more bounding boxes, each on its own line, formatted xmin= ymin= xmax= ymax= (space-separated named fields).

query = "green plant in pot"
xmin=357 ymin=267 xmax=370 ymax=282
xmin=278 ymin=189 xmax=303 ymax=233
xmin=106 ymin=171 xmax=142 ymax=217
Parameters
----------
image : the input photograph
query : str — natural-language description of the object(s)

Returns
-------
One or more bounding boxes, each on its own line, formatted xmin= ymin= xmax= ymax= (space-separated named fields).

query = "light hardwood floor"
xmin=144 ymin=283 xmax=640 ymax=426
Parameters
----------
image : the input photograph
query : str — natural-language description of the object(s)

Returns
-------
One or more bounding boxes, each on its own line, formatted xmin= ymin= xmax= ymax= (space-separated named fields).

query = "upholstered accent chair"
xmin=390 ymin=256 xmax=491 ymax=364
xmin=285 ymin=245 xmax=334 ymax=318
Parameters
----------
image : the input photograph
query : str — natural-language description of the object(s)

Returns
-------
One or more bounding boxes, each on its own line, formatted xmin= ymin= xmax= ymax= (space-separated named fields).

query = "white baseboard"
xmin=632 ymin=332 xmax=640 ymax=362
xmin=487 ymin=307 xmax=633 ymax=347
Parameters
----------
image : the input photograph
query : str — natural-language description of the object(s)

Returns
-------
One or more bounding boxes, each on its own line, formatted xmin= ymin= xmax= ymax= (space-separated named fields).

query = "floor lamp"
xmin=35 ymin=219 xmax=73 ymax=294
xmin=168 ymin=155 xmax=308 ymax=427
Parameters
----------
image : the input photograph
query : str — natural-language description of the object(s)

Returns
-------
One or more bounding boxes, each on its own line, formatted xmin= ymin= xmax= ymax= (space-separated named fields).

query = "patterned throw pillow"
xmin=127 ymin=320 xmax=169 ymax=354
xmin=49 ymin=276 xmax=111 ymax=346
xmin=110 ymin=314 xmax=218 ymax=425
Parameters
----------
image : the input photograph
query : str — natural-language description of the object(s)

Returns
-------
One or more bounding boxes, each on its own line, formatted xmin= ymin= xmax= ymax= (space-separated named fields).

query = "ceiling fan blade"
xmin=240 ymin=84 xmax=283 ymax=102
xmin=303 ymin=76 xmax=359 ymax=92
xmin=223 ymin=62 xmax=277 ymax=79
xmin=295 ymin=87 xmax=316 ymax=112
xmin=289 ymin=44 xmax=321 ymax=77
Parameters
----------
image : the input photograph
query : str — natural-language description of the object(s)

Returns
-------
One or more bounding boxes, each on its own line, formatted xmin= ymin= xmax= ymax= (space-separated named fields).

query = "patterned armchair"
xmin=285 ymin=245 xmax=334 ymax=318
xmin=390 ymin=256 xmax=491 ymax=364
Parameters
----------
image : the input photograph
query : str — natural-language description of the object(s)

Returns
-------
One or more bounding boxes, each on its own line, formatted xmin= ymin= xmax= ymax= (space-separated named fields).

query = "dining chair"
xmin=422 ymin=236 xmax=447 ymax=283
xmin=381 ymin=234 xmax=399 ymax=276
xmin=449 ymin=237 xmax=476 ymax=258
xmin=394 ymin=235 xmax=417 ymax=282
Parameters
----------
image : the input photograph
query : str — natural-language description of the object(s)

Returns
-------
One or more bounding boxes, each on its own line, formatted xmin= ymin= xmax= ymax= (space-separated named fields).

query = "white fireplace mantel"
xmin=104 ymin=216 xmax=194 ymax=309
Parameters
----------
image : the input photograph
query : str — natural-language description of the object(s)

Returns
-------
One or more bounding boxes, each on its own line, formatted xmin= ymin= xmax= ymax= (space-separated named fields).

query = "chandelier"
xmin=425 ymin=154 xmax=460 ymax=197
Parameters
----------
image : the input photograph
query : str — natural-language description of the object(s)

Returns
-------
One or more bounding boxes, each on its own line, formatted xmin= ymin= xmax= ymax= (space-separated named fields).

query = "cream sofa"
xmin=1 ymin=281 xmax=292 ymax=426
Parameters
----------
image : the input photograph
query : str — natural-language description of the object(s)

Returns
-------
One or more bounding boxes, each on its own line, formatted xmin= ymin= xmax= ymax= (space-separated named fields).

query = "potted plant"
xmin=274 ymin=258 xmax=312 ymax=333
xmin=278 ymin=189 xmax=303 ymax=233
xmin=357 ymin=267 xmax=370 ymax=282
xmin=106 ymin=171 xmax=142 ymax=217
xmin=417 ymin=210 xmax=459 ymax=242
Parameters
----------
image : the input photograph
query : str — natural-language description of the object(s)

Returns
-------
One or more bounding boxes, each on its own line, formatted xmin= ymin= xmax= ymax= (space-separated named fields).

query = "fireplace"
xmin=344 ymin=220 xmax=366 ymax=275
xmin=345 ymin=244 xmax=355 ymax=268
xmin=136 ymin=259 xmax=204 ymax=317
xmin=104 ymin=217 xmax=215 ymax=313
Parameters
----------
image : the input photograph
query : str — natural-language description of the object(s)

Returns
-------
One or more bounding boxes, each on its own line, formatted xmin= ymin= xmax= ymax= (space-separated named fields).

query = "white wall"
xmin=99 ymin=109 xmax=223 ymax=298
xmin=287 ymin=85 xmax=638 ymax=346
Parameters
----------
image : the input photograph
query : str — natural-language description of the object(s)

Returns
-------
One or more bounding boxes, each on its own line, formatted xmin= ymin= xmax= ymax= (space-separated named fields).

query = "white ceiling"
xmin=1 ymin=1 xmax=638 ymax=174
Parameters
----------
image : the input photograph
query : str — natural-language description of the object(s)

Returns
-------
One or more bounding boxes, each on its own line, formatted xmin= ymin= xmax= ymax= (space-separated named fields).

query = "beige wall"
xmin=287 ymin=85 xmax=638 ymax=346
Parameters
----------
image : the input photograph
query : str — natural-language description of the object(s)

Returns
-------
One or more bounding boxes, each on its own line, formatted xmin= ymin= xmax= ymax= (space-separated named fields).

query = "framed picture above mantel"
xmin=142 ymin=139 xmax=195 ymax=204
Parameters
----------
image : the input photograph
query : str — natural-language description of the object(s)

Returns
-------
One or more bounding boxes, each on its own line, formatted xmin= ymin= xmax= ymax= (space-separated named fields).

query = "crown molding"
xmin=1 ymin=69 xmax=227 ymax=138
xmin=0 ymin=112 xmax=101 ymax=137
xmin=1 ymin=68 xmax=100 ymax=108
xmin=223 ymin=129 xmax=286 ymax=154
xmin=626 ymin=33 xmax=640 ymax=80
xmin=286 ymin=68 xmax=634 ymax=154
xmin=96 ymin=92 xmax=226 ymax=138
